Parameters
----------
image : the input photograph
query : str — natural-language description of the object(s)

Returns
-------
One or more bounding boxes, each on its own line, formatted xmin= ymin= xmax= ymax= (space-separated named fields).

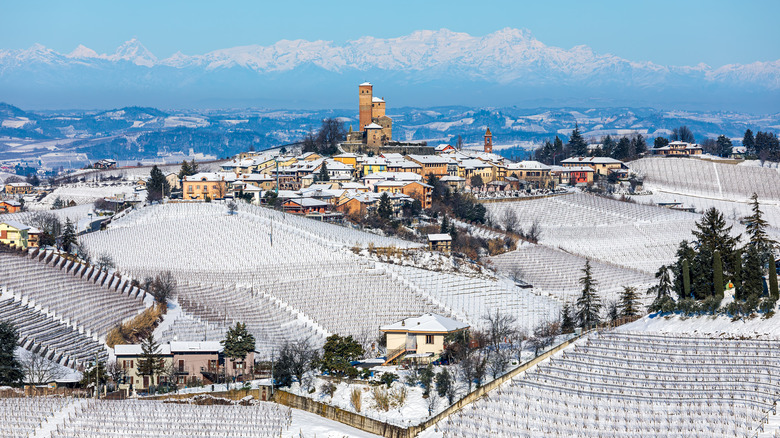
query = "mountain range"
xmin=1 ymin=28 xmax=779 ymax=111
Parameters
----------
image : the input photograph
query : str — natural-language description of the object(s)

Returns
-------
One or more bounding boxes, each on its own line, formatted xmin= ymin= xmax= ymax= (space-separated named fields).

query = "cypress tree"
xmin=769 ymin=255 xmax=778 ymax=300
xmin=440 ymin=215 xmax=449 ymax=234
xmin=147 ymin=165 xmax=170 ymax=202
xmin=742 ymin=245 xmax=764 ymax=299
xmin=713 ymin=250 xmax=724 ymax=298
xmin=60 ymin=218 xmax=77 ymax=254
xmin=619 ymin=286 xmax=640 ymax=318
xmin=0 ymin=321 xmax=24 ymax=386
xmin=560 ymin=304 xmax=575 ymax=334
xmin=745 ymin=193 xmax=777 ymax=265
xmin=733 ymin=249 xmax=742 ymax=298
xmin=682 ymin=259 xmax=691 ymax=299
xmin=567 ymin=124 xmax=588 ymax=157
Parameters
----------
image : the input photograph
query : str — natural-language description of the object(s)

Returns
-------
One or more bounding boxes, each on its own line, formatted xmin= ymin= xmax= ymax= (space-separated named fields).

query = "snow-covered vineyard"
xmin=79 ymin=202 xmax=561 ymax=354
xmin=485 ymin=192 xmax=758 ymax=274
xmin=437 ymin=331 xmax=780 ymax=438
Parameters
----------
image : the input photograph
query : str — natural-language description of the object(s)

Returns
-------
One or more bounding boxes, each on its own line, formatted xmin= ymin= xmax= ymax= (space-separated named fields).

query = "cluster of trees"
xmin=275 ymin=334 xmax=363 ymax=389
xmin=534 ymin=125 xmax=648 ymax=164
xmin=427 ymin=174 xmax=486 ymax=224
xmin=648 ymin=195 xmax=778 ymax=316
xmin=177 ymin=160 xmax=199 ymax=180
xmin=743 ymin=129 xmax=780 ymax=161
xmin=302 ymin=119 xmax=346 ymax=156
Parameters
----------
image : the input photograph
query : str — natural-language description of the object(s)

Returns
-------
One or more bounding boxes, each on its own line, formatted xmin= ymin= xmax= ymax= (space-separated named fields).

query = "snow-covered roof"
xmin=363 ymin=172 xmax=422 ymax=182
xmin=169 ymin=341 xmax=223 ymax=353
xmin=5 ymin=182 xmax=32 ymax=187
xmin=380 ymin=313 xmax=468 ymax=333
xmin=285 ymin=198 xmax=329 ymax=208
xmin=551 ymin=165 xmax=594 ymax=172
xmin=359 ymin=82 xmax=372 ymax=86
xmin=435 ymin=144 xmax=454 ymax=151
xmin=184 ymin=172 xmax=224 ymax=182
xmin=440 ymin=176 xmax=465 ymax=181
xmin=427 ymin=233 xmax=452 ymax=241
xmin=508 ymin=160 xmax=551 ymax=170
xmin=561 ymin=157 xmax=623 ymax=165
xmin=340 ymin=182 xmax=367 ymax=190
xmin=372 ymin=97 xmax=385 ymax=103
xmin=0 ymin=200 xmax=21 ymax=206
xmin=1 ymin=220 xmax=30 ymax=230
xmin=115 ymin=344 xmax=171 ymax=356
xmin=364 ymin=123 xmax=383 ymax=129
xmin=406 ymin=154 xmax=449 ymax=165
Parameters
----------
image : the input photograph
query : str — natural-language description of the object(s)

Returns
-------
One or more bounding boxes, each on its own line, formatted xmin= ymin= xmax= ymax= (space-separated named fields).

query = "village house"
xmin=114 ymin=343 xmax=173 ymax=392
xmin=435 ymin=144 xmax=456 ymax=154
xmin=282 ymin=198 xmax=330 ymax=215
xmin=507 ymin=161 xmax=554 ymax=189
xmin=182 ymin=173 xmax=228 ymax=201
xmin=93 ymin=159 xmax=117 ymax=170
xmin=427 ymin=233 xmax=452 ymax=253
xmin=550 ymin=165 xmax=595 ymax=185
xmin=381 ymin=313 xmax=469 ymax=365
xmin=4 ymin=182 xmax=34 ymax=195
xmin=0 ymin=200 xmax=22 ymax=213
xmin=650 ymin=141 xmax=703 ymax=156
xmin=332 ymin=153 xmax=358 ymax=169
xmin=26 ymin=227 xmax=42 ymax=248
xmin=362 ymin=172 xmax=422 ymax=191
xmin=405 ymin=155 xmax=449 ymax=178
xmin=560 ymin=157 xmax=627 ymax=176
xmin=0 ymin=220 xmax=29 ymax=249
xmin=440 ymin=175 xmax=466 ymax=190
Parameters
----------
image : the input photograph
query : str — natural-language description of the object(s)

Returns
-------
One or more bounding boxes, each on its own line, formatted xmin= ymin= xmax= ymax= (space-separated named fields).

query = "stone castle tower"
xmin=484 ymin=127 xmax=493 ymax=153
xmin=351 ymin=82 xmax=393 ymax=149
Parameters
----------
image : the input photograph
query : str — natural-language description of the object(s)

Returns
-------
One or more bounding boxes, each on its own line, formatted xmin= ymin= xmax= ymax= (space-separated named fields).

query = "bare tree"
xmin=96 ymin=253 xmax=115 ymax=272
xmin=528 ymin=320 xmax=561 ymax=357
xmin=482 ymin=310 xmax=519 ymax=353
xmin=525 ymin=220 xmax=542 ymax=242
xmin=227 ymin=201 xmax=238 ymax=215
xmin=276 ymin=337 xmax=319 ymax=390
xmin=105 ymin=360 xmax=125 ymax=389
xmin=150 ymin=271 xmax=177 ymax=304
xmin=20 ymin=350 xmax=65 ymax=384
xmin=502 ymin=209 xmax=519 ymax=233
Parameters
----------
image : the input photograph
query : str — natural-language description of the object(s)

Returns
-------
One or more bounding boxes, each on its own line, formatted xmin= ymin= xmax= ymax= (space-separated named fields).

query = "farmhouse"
xmin=0 ymin=200 xmax=22 ymax=213
xmin=650 ymin=141 xmax=703 ymax=156
xmin=182 ymin=173 xmax=228 ymax=201
xmin=381 ymin=313 xmax=469 ymax=365
xmin=560 ymin=156 xmax=626 ymax=176
xmin=427 ymin=233 xmax=452 ymax=253
xmin=4 ymin=182 xmax=33 ymax=195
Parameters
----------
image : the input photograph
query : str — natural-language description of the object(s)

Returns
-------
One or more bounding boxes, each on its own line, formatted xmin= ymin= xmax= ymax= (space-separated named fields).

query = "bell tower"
xmin=358 ymin=82 xmax=373 ymax=132
xmin=484 ymin=127 xmax=493 ymax=153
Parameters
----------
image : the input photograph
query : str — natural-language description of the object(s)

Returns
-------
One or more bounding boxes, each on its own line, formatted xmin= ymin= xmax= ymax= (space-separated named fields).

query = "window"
xmin=426 ymin=335 xmax=434 ymax=344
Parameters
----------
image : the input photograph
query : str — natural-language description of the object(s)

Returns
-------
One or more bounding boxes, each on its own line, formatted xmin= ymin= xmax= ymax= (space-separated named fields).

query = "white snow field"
xmin=79 ymin=202 xmax=561 ymax=356
xmin=37 ymin=183 xmax=141 ymax=207
xmin=435 ymin=331 xmax=780 ymax=437
xmin=630 ymin=157 xmax=780 ymax=201
xmin=488 ymin=244 xmax=655 ymax=305
xmin=485 ymin=192 xmax=711 ymax=274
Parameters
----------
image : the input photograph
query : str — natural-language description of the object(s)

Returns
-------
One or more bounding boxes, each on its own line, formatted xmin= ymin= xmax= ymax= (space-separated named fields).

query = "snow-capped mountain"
xmin=1 ymin=28 xmax=778 ymax=110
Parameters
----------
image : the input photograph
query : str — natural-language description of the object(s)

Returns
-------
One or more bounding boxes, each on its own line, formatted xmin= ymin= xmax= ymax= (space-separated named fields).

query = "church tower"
xmin=484 ymin=127 xmax=493 ymax=153
xmin=358 ymin=82 xmax=373 ymax=132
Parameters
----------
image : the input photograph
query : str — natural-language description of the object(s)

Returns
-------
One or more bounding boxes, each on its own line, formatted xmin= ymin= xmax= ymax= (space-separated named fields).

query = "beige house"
xmin=560 ymin=157 xmax=626 ymax=176
xmin=381 ymin=313 xmax=469 ymax=365
xmin=0 ymin=220 xmax=30 ymax=249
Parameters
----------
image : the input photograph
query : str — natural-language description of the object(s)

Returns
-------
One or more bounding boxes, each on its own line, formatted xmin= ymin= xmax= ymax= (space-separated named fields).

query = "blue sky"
xmin=2 ymin=0 xmax=778 ymax=67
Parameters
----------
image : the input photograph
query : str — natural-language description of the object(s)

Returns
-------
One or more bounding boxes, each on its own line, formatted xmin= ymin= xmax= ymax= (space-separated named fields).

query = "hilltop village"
xmin=0 ymin=83 xmax=780 ymax=438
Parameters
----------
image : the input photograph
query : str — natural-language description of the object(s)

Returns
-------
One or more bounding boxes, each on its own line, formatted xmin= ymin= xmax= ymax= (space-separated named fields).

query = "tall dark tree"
xmin=60 ymin=218 xmax=77 ymax=254
xmin=713 ymin=250 xmax=724 ymax=298
xmin=0 ymin=321 xmax=24 ymax=386
xmin=745 ymin=193 xmax=777 ymax=264
xmin=320 ymin=334 xmax=363 ymax=376
xmin=619 ymin=286 xmax=641 ymax=317
xmin=743 ymin=129 xmax=756 ymax=155
xmin=376 ymin=192 xmax=393 ymax=220
xmin=317 ymin=161 xmax=330 ymax=182
xmin=601 ymin=135 xmax=616 ymax=157
xmin=137 ymin=334 xmax=164 ymax=389
xmin=716 ymin=135 xmax=733 ymax=157
xmin=576 ymin=260 xmax=601 ymax=328
xmin=631 ymin=135 xmax=647 ymax=157
xmin=769 ymin=255 xmax=779 ymax=300
xmin=222 ymin=322 xmax=256 ymax=381
xmin=670 ymin=126 xmax=695 ymax=143
xmin=654 ymin=137 xmax=670 ymax=149
xmin=692 ymin=208 xmax=739 ymax=275
xmin=178 ymin=160 xmax=192 ymax=180
xmin=553 ymin=136 xmax=564 ymax=163
xmin=560 ymin=304 xmax=575 ymax=334
xmin=682 ymin=259 xmax=692 ymax=299
xmin=612 ymin=137 xmax=632 ymax=160
xmin=741 ymin=244 xmax=765 ymax=299
xmin=315 ymin=118 xmax=346 ymax=156
xmin=147 ymin=165 xmax=170 ymax=202
xmin=649 ymin=265 xmax=674 ymax=302
xmin=567 ymin=124 xmax=588 ymax=157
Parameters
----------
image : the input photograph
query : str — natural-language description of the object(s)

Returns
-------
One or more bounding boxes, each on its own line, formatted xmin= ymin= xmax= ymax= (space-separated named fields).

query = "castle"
xmin=345 ymin=82 xmax=394 ymax=149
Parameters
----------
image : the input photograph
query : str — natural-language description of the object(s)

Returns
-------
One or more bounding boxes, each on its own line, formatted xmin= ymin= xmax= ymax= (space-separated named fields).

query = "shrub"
xmin=759 ymin=297 xmax=777 ymax=315
xmin=105 ymin=304 xmax=164 ymax=348
xmin=379 ymin=372 xmax=398 ymax=388
xmin=391 ymin=384 xmax=408 ymax=407
xmin=350 ymin=387 xmax=362 ymax=412
xmin=320 ymin=382 xmax=336 ymax=398
xmin=700 ymin=295 xmax=723 ymax=314
xmin=372 ymin=386 xmax=390 ymax=411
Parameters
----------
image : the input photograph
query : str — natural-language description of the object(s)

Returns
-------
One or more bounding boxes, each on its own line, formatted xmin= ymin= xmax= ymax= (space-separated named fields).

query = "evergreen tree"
xmin=601 ymin=135 xmax=616 ymax=157
xmin=60 ymin=218 xmax=77 ymax=254
xmin=137 ymin=334 xmax=164 ymax=389
xmin=713 ymin=250 xmax=724 ymax=298
xmin=0 ymin=321 xmax=24 ymax=386
xmin=147 ymin=165 xmax=170 ymax=202
xmin=741 ymin=245 xmax=764 ymax=300
xmin=612 ymin=137 xmax=632 ymax=160
xmin=672 ymin=241 xmax=694 ymax=299
xmin=221 ymin=322 xmax=256 ymax=380
xmin=716 ymin=135 xmax=733 ymax=157
xmin=189 ymin=160 xmax=199 ymax=175
xmin=560 ymin=304 xmax=575 ymax=334
xmin=318 ymin=162 xmax=330 ymax=182
xmin=440 ymin=215 xmax=450 ymax=234
xmin=177 ymin=160 xmax=192 ymax=180
xmin=320 ymin=334 xmax=363 ymax=376
xmin=631 ymin=135 xmax=647 ymax=157
xmin=376 ymin=192 xmax=393 ymax=220
xmin=682 ymin=259 xmax=691 ymax=299
xmin=654 ymin=137 xmax=669 ymax=149
xmin=732 ymin=249 xmax=743 ymax=298
xmin=435 ymin=369 xmax=452 ymax=399
xmin=692 ymin=208 xmax=739 ymax=274
xmin=743 ymin=129 xmax=755 ymax=155
xmin=567 ymin=124 xmax=588 ymax=157
xmin=769 ymin=255 xmax=778 ymax=300
xmin=576 ymin=260 xmax=601 ymax=328
xmin=80 ymin=361 xmax=108 ymax=387
xmin=553 ymin=136 xmax=564 ymax=162
xmin=745 ymin=193 xmax=777 ymax=264
xmin=619 ymin=286 xmax=641 ymax=317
